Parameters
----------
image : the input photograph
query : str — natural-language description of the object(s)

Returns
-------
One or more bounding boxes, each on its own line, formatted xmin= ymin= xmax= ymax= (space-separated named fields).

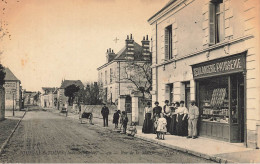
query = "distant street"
xmin=0 ymin=106 xmax=211 ymax=163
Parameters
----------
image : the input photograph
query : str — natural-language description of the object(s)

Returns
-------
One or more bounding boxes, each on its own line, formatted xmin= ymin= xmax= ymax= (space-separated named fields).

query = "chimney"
xmin=106 ymin=48 xmax=116 ymax=63
xmin=141 ymin=35 xmax=150 ymax=61
xmin=125 ymin=33 xmax=134 ymax=60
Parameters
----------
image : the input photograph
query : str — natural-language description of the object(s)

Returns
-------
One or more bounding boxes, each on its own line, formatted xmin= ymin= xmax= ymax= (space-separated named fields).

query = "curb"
xmin=134 ymin=134 xmax=235 ymax=163
xmin=0 ymin=111 xmax=27 ymax=155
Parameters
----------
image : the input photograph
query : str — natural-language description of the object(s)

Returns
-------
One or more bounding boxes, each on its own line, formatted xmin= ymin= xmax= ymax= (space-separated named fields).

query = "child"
xmin=154 ymin=115 xmax=159 ymax=139
xmin=157 ymin=113 xmax=167 ymax=140
xmin=120 ymin=111 xmax=128 ymax=134
xmin=113 ymin=110 xmax=120 ymax=129
xmin=126 ymin=122 xmax=137 ymax=137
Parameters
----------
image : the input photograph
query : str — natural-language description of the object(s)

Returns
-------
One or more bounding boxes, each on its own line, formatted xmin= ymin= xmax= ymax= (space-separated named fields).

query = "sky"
xmin=0 ymin=0 xmax=168 ymax=92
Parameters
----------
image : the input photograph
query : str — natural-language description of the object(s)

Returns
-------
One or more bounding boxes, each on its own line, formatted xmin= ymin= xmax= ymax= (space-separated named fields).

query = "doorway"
xmin=125 ymin=95 xmax=132 ymax=113
xmin=185 ymin=82 xmax=190 ymax=108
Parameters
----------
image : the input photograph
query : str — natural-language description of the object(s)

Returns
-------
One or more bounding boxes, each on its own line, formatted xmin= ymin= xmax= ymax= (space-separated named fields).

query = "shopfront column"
xmin=173 ymin=82 xmax=181 ymax=102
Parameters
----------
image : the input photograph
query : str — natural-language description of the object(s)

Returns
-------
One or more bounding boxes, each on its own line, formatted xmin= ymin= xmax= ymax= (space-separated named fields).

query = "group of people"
xmin=142 ymin=100 xmax=199 ymax=140
xmin=101 ymin=104 xmax=137 ymax=136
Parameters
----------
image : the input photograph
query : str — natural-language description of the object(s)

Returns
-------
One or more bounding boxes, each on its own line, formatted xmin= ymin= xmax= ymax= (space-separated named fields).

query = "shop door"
xmin=239 ymin=83 xmax=244 ymax=142
xmin=230 ymin=73 xmax=244 ymax=143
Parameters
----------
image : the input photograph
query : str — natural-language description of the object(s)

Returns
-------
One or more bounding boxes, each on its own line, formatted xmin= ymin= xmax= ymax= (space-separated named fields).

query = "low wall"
xmin=0 ymin=87 xmax=5 ymax=121
xmin=71 ymin=104 xmax=118 ymax=121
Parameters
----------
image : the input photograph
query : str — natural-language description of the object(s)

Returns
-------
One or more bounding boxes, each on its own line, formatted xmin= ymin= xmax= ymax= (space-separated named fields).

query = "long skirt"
xmin=165 ymin=116 xmax=171 ymax=132
xmin=176 ymin=114 xmax=188 ymax=136
xmin=142 ymin=113 xmax=153 ymax=133
xmin=169 ymin=115 xmax=177 ymax=135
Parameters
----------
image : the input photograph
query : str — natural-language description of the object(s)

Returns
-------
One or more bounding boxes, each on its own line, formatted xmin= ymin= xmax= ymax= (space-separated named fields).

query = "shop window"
xmin=199 ymin=76 xmax=229 ymax=123
xmin=209 ymin=0 xmax=224 ymax=45
xmin=165 ymin=25 xmax=173 ymax=60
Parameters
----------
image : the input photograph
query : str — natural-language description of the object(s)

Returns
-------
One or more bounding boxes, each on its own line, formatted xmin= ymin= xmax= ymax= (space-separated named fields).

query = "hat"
xmin=180 ymin=100 xmax=185 ymax=104
xmin=165 ymin=100 xmax=169 ymax=103
xmin=154 ymin=101 xmax=159 ymax=105
xmin=190 ymin=100 xmax=196 ymax=103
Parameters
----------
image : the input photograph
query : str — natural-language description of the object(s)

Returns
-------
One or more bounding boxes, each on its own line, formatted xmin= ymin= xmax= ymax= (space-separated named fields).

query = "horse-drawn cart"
xmin=80 ymin=112 xmax=93 ymax=124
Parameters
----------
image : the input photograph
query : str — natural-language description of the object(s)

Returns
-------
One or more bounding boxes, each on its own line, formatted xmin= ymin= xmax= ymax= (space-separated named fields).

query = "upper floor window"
xmin=100 ymin=72 xmax=103 ymax=85
xmin=209 ymin=0 xmax=224 ymax=44
xmin=165 ymin=25 xmax=172 ymax=60
xmin=110 ymin=68 xmax=113 ymax=83
xmin=105 ymin=71 xmax=107 ymax=85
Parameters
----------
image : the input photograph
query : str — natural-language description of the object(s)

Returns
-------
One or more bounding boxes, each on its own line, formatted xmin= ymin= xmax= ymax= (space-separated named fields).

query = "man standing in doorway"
xmin=187 ymin=100 xmax=199 ymax=139
xmin=101 ymin=103 xmax=109 ymax=127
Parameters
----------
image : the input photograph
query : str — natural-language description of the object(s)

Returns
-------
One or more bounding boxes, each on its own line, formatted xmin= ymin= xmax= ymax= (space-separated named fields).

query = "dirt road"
xmin=0 ymin=109 xmax=212 ymax=163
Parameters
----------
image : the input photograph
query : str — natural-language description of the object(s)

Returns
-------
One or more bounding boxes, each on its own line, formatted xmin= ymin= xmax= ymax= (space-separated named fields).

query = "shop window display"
xmin=199 ymin=76 xmax=229 ymax=124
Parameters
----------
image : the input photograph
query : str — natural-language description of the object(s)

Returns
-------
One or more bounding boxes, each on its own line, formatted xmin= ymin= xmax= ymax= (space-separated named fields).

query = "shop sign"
xmin=4 ymin=82 xmax=17 ymax=100
xmin=192 ymin=53 xmax=246 ymax=79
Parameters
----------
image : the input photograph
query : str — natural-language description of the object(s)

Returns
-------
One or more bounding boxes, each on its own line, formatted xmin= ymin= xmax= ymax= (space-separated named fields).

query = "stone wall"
xmin=0 ymin=86 xmax=5 ymax=121
xmin=72 ymin=104 xmax=118 ymax=121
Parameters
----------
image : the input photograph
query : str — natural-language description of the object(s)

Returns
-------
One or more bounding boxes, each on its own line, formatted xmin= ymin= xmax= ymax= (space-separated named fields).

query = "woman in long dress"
xmin=142 ymin=102 xmax=153 ymax=133
xmin=175 ymin=101 xmax=189 ymax=136
xmin=169 ymin=102 xmax=177 ymax=135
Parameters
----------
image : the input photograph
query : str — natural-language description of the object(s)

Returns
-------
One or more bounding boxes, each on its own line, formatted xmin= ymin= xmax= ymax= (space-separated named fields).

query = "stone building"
xmin=57 ymin=80 xmax=84 ymax=109
xmin=40 ymin=88 xmax=57 ymax=108
xmin=3 ymin=68 xmax=22 ymax=110
xmin=148 ymin=0 xmax=260 ymax=148
xmin=97 ymin=34 xmax=151 ymax=124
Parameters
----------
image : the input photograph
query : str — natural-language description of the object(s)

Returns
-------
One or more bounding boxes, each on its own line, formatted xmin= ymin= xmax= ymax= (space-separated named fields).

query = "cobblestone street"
xmin=0 ymin=107 xmax=212 ymax=163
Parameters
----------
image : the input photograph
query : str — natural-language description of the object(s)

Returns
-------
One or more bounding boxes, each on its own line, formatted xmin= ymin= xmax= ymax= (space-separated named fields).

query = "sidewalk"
xmin=134 ymin=126 xmax=260 ymax=163
xmin=48 ymin=108 xmax=260 ymax=163
xmin=0 ymin=110 xmax=26 ymax=154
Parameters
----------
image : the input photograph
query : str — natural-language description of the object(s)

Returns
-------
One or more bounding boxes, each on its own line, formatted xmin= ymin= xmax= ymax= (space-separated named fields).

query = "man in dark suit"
xmin=101 ymin=103 xmax=109 ymax=127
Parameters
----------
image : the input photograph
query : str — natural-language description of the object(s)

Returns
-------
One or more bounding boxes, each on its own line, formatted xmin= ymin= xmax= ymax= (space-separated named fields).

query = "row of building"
xmin=97 ymin=0 xmax=260 ymax=148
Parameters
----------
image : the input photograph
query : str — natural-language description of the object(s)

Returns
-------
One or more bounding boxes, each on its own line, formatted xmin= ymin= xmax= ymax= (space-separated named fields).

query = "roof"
xmin=114 ymin=42 xmax=143 ymax=60
xmin=42 ymin=87 xmax=56 ymax=93
xmin=60 ymin=80 xmax=84 ymax=89
xmin=148 ymin=0 xmax=176 ymax=23
xmin=4 ymin=67 xmax=20 ymax=81
xmin=97 ymin=42 xmax=149 ymax=70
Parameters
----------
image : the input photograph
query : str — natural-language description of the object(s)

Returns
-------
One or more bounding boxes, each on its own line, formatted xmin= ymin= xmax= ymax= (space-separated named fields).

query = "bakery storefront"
xmin=192 ymin=52 xmax=246 ymax=143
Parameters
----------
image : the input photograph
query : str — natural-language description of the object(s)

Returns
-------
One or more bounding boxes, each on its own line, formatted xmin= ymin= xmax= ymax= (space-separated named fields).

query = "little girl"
xmin=156 ymin=113 xmax=167 ymax=140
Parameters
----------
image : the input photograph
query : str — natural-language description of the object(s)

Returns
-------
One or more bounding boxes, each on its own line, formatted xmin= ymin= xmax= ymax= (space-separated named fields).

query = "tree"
xmin=74 ymin=82 xmax=102 ymax=105
xmin=122 ymin=60 xmax=152 ymax=98
xmin=0 ymin=64 xmax=5 ymax=86
xmin=64 ymin=84 xmax=80 ymax=106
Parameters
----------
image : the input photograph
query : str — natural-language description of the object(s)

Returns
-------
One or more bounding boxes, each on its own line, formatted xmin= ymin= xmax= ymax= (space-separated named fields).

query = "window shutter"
xmin=165 ymin=28 xmax=169 ymax=60
xmin=209 ymin=2 xmax=215 ymax=45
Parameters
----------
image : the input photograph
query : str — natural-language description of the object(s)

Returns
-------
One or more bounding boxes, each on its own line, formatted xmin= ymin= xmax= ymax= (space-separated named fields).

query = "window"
xmin=110 ymin=68 xmax=113 ymax=83
xmin=165 ymin=25 xmax=173 ymax=60
xmin=105 ymin=71 xmax=107 ymax=85
xmin=209 ymin=0 xmax=224 ymax=44
xmin=100 ymin=73 xmax=103 ymax=85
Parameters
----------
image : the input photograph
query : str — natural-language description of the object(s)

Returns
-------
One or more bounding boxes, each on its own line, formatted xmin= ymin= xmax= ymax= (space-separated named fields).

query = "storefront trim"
xmin=192 ymin=52 xmax=246 ymax=79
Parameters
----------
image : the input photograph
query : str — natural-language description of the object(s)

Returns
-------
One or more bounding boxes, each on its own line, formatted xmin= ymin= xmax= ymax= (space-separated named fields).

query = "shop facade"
xmin=193 ymin=52 xmax=246 ymax=142
xmin=148 ymin=0 xmax=260 ymax=148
